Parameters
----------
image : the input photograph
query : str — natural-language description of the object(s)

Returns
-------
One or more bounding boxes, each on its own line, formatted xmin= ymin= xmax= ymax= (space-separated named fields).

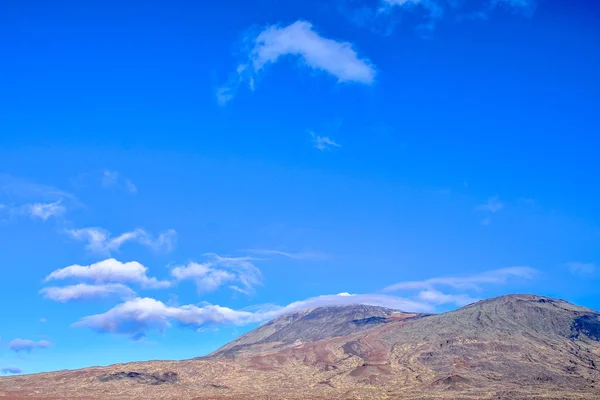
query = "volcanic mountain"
xmin=205 ymin=304 xmax=428 ymax=359
xmin=1 ymin=294 xmax=599 ymax=399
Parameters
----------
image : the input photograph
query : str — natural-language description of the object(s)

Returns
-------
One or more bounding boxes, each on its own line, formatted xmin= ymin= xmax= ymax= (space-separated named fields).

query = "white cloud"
xmin=171 ymin=254 xmax=262 ymax=294
xmin=310 ymin=132 xmax=341 ymax=151
xmin=416 ymin=290 xmax=478 ymax=306
xmin=476 ymin=196 xmax=504 ymax=213
xmin=44 ymin=258 xmax=171 ymax=289
xmin=65 ymin=227 xmax=176 ymax=255
xmin=251 ymin=21 xmax=375 ymax=83
xmin=247 ymin=249 xmax=331 ymax=260
xmin=26 ymin=201 xmax=66 ymax=220
xmin=383 ymin=267 xmax=537 ymax=308
xmin=383 ymin=266 xmax=537 ymax=293
xmin=567 ymin=262 xmax=596 ymax=276
xmin=218 ymin=20 xmax=375 ymax=104
xmin=41 ymin=283 xmax=137 ymax=302
xmin=279 ymin=293 xmax=433 ymax=313
xmin=8 ymin=339 xmax=53 ymax=353
xmin=74 ymin=292 xmax=432 ymax=338
xmin=73 ymin=297 xmax=266 ymax=337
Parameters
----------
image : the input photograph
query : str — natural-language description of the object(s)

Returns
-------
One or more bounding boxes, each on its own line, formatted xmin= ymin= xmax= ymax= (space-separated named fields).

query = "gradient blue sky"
xmin=1 ymin=0 xmax=599 ymax=375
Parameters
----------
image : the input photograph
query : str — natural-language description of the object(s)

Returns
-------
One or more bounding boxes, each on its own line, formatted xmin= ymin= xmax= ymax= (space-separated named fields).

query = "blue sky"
xmin=1 ymin=0 xmax=599 ymax=375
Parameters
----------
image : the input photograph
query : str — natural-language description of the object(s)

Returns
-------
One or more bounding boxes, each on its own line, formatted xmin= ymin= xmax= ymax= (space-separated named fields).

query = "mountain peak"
xmin=205 ymin=303 xmax=425 ymax=359
xmin=465 ymin=293 xmax=596 ymax=314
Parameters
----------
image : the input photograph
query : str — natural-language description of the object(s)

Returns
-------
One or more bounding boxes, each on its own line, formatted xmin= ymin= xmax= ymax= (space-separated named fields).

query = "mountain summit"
xmin=1 ymin=294 xmax=599 ymax=399
xmin=206 ymin=304 xmax=427 ymax=359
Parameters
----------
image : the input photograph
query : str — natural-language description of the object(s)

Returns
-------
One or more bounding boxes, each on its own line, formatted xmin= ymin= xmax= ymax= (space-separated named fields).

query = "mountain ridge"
xmin=205 ymin=303 xmax=429 ymax=359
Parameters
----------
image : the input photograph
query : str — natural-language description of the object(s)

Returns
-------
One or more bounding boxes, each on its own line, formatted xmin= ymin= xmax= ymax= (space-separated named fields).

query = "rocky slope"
xmin=1 ymin=294 xmax=599 ymax=400
xmin=205 ymin=304 xmax=426 ymax=359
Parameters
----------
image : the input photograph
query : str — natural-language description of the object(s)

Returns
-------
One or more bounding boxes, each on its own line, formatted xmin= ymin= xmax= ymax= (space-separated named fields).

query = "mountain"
xmin=1 ymin=294 xmax=599 ymax=399
xmin=205 ymin=304 xmax=427 ymax=359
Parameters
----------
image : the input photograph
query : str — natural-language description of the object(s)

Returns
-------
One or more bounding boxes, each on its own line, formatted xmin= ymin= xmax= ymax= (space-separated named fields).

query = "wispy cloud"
xmin=384 ymin=266 xmax=536 ymax=292
xmin=44 ymin=258 xmax=171 ymax=289
xmin=567 ymin=262 xmax=596 ymax=276
xmin=492 ymin=0 xmax=537 ymax=14
xmin=476 ymin=196 xmax=504 ymax=213
xmin=247 ymin=249 xmax=332 ymax=260
xmin=344 ymin=0 xmax=537 ymax=34
xmin=8 ymin=339 xmax=53 ymax=353
xmin=124 ymin=180 xmax=138 ymax=193
xmin=0 ymin=174 xmax=75 ymax=202
xmin=102 ymin=170 xmax=138 ymax=194
xmin=26 ymin=201 xmax=66 ymax=220
xmin=384 ymin=0 xmax=421 ymax=4
xmin=415 ymin=289 xmax=478 ymax=306
xmin=381 ymin=0 xmax=443 ymax=28
xmin=310 ymin=132 xmax=341 ymax=151
xmin=8 ymin=201 xmax=67 ymax=221
xmin=0 ymin=175 xmax=76 ymax=220
xmin=218 ymin=20 xmax=376 ymax=104
xmin=171 ymin=254 xmax=263 ymax=294
xmin=216 ymin=87 xmax=235 ymax=106
xmin=65 ymin=227 xmax=176 ymax=255
xmin=476 ymin=196 xmax=504 ymax=225
xmin=280 ymin=292 xmax=433 ymax=313
xmin=382 ymin=0 xmax=537 ymax=18
xmin=383 ymin=267 xmax=537 ymax=307
xmin=173 ymin=263 xmax=236 ymax=292
xmin=217 ymin=65 xmax=249 ymax=105
xmin=73 ymin=292 xmax=431 ymax=339
xmin=1 ymin=366 xmax=23 ymax=375
xmin=41 ymin=283 xmax=137 ymax=302
xmin=101 ymin=170 xmax=119 ymax=187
